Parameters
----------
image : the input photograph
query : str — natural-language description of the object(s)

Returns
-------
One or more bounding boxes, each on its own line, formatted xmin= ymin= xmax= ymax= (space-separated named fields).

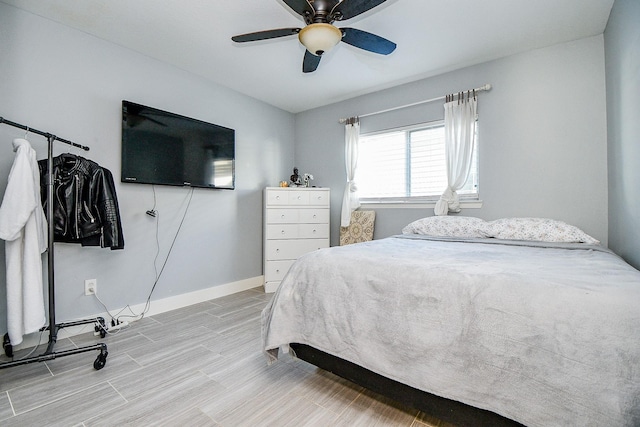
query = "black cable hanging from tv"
xmin=0 ymin=116 xmax=108 ymax=371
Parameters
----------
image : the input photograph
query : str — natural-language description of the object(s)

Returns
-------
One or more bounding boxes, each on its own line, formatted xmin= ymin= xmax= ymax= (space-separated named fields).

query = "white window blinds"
xmin=358 ymin=122 xmax=478 ymax=202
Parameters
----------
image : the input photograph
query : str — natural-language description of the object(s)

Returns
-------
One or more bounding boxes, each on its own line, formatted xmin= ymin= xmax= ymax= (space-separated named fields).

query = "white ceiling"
xmin=2 ymin=0 xmax=614 ymax=113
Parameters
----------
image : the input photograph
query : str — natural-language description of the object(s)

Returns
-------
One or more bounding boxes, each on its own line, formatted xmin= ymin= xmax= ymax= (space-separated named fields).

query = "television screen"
xmin=121 ymin=101 xmax=235 ymax=190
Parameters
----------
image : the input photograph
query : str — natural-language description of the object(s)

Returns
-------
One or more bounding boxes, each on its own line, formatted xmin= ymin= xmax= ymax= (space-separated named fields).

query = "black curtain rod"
xmin=0 ymin=116 xmax=90 ymax=151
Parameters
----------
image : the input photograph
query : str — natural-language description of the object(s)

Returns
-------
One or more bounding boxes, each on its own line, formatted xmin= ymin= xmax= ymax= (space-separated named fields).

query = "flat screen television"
xmin=121 ymin=100 xmax=235 ymax=190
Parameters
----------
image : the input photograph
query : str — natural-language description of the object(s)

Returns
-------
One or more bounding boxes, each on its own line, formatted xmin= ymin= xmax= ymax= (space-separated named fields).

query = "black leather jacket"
xmin=38 ymin=154 xmax=124 ymax=250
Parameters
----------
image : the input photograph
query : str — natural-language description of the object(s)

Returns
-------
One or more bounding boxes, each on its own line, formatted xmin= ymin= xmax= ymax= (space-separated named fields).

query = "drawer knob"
xmin=313 ymin=229 xmax=317 ymax=233
xmin=276 ymin=196 xmax=280 ymax=200
xmin=276 ymin=249 xmax=280 ymax=253
xmin=281 ymin=215 xmax=285 ymax=219
xmin=281 ymin=230 xmax=285 ymax=234
xmin=276 ymin=269 xmax=280 ymax=273
xmin=297 ymin=196 xmax=301 ymax=200
xmin=313 ymin=214 xmax=317 ymax=218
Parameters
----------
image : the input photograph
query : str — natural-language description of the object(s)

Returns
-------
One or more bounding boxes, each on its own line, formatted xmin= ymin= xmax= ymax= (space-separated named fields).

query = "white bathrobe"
xmin=0 ymin=138 xmax=48 ymax=346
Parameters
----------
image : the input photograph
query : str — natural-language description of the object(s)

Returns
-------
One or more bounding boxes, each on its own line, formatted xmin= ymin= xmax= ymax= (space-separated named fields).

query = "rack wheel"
xmin=95 ymin=318 xmax=107 ymax=338
xmin=3 ymin=333 xmax=13 ymax=358
xmin=99 ymin=317 xmax=107 ymax=338
xmin=93 ymin=351 xmax=108 ymax=370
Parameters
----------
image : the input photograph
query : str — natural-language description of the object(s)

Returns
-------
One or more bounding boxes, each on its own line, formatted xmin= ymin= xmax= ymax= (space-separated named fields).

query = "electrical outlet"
xmin=84 ymin=279 xmax=97 ymax=296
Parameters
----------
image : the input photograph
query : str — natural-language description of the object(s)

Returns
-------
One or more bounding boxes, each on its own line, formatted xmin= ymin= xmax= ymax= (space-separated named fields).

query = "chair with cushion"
xmin=340 ymin=210 xmax=376 ymax=245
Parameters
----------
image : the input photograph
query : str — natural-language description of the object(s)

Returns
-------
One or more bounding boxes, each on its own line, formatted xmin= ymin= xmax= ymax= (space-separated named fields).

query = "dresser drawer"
xmin=267 ymin=208 xmax=328 ymax=224
xmin=265 ymin=189 xmax=314 ymax=205
xmin=266 ymin=190 xmax=289 ymax=205
xmin=266 ymin=208 xmax=300 ymax=224
xmin=266 ymin=224 xmax=300 ymax=239
xmin=264 ymin=281 xmax=281 ymax=294
xmin=299 ymin=208 xmax=329 ymax=223
xmin=299 ymin=223 xmax=329 ymax=239
xmin=287 ymin=191 xmax=310 ymax=205
xmin=308 ymin=190 xmax=329 ymax=206
xmin=265 ymin=260 xmax=296 ymax=282
xmin=266 ymin=223 xmax=329 ymax=239
xmin=266 ymin=239 xmax=329 ymax=260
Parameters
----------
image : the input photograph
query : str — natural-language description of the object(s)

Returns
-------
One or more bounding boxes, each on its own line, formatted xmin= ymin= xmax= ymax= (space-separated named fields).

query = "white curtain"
xmin=341 ymin=117 xmax=360 ymax=227
xmin=434 ymin=94 xmax=477 ymax=216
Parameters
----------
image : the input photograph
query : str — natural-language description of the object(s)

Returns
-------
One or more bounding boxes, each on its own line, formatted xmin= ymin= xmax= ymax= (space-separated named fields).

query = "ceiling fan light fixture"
xmin=298 ymin=23 xmax=342 ymax=56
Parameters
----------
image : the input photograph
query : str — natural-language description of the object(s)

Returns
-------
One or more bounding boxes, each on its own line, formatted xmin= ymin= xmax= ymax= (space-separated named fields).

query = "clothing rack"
xmin=0 ymin=116 xmax=108 ymax=370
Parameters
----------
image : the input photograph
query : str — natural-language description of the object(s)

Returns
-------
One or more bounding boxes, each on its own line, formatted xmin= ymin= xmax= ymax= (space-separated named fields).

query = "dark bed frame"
xmin=290 ymin=343 xmax=524 ymax=427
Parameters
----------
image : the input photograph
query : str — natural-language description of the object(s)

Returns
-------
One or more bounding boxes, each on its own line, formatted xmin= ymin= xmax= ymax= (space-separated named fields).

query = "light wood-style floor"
xmin=0 ymin=287 xmax=454 ymax=426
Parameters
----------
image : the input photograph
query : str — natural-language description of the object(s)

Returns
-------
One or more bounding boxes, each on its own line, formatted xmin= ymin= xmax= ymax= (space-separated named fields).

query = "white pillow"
xmin=487 ymin=218 xmax=600 ymax=244
xmin=402 ymin=216 xmax=489 ymax=238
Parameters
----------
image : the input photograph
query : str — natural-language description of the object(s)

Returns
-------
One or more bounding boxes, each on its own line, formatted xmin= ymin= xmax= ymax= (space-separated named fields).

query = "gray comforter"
xmin=262 ymin=235 xmax=640 ymax=426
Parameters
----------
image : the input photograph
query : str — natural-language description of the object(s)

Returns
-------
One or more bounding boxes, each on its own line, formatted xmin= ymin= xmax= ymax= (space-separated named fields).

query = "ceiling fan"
xmin=231 ymin=0 xmax=396 ymax=73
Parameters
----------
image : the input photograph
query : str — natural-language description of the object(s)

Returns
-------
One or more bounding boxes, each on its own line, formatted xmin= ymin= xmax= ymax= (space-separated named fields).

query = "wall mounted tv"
xmin=121 ymin=100 xmax=235 ymax=190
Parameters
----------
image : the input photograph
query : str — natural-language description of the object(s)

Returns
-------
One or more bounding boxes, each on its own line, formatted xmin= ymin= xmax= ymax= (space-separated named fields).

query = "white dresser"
xmin=263 ymin=187 xmax=330 ymax=293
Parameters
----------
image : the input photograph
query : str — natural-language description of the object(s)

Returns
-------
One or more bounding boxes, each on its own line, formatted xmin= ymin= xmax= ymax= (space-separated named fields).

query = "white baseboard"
xmin=126 ymin=275 xmax=264 ymax=318
xmin=9 ymin=275 xmax=264 ymax=352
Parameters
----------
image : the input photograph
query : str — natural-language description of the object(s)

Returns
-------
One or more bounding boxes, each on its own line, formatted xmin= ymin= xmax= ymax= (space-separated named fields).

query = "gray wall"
xmin=0 ymin=2 xmax=629 ymax=338
xmin=604 ymin=0 xmax=640 ymax=270
xmin=295 ymin=36 xmax=608 ymax=247
xmin=0 ymin=3 xmax=294 ymax=333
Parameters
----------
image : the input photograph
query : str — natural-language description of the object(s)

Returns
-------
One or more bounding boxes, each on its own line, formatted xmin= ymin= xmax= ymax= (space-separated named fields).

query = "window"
xmin=357 ymin=121 xmax=478 ymax=203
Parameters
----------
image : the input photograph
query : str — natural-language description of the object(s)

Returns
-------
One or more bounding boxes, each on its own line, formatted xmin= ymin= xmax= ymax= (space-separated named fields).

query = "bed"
xmin=262 ymin=217 xmax=640 ymax=426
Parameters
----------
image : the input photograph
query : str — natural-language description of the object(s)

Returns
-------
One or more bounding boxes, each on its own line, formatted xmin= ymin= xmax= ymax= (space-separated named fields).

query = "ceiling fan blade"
xmin=232 ymin=28 xmax=300 ymax=43
xmin=303 ymin=50 xmax=322 ymax=73
xmin=331 ymin=0 xmax=387 ymax=21
xmin=282 ymin=0 xmax=314 ymax=17
xmin=340 ymin=27 xmax=396 ymax=55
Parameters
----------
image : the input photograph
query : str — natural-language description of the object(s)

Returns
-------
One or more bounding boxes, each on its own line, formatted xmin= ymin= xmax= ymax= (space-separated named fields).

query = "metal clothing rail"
xmin=338 ymin=83 xmax=492 ymax=123
xmin=0 ymin=116 xmax=108 ymax=370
